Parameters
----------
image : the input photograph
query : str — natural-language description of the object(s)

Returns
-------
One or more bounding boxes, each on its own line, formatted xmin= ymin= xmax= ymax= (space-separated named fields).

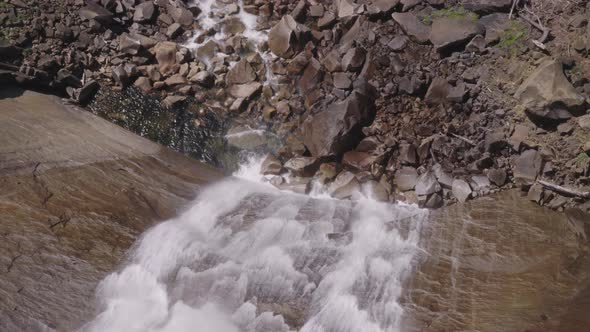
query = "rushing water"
xmin=80 ymin=157 xmax=428 ymax=332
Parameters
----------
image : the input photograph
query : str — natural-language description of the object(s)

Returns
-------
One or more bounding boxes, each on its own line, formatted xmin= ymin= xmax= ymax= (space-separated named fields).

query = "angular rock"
xmin=328 ymin=171 xmax=361 ymax=200
xmin=362 ymin=180 xmax=390 ymax=202
xmin=387 ymin=36 xmax=409 ymax=51
xmin=162 ymin=95 xmax=186 ymax=108
xmin=424 ymin=78 xmax=451 ymax=105
xmin=470 ymin=175 xmax=491 ymax=192
xmin=478 ymin=13 xmax=510 ymax=44
xmin=119 ymin=33 xmax=141 ymax=55
xmin=342 ymin=151 xmax=377 ymax=171
xmin=299 ymin=58 xmax=323 ymax=93
xmin=133 ymin=77 xmax=152 ymax=93
xmin=152 ymin=42 xmax=178 ymax=74
xmin=513 ymin=149 xmax=543 ymax=183
xmin=394 ymin=167 xmax=418 ymax=191
xmin=515 ymin=59 xmax=586 ymax=121
xmin=430 ymin=17 xmax=485 ymax=54
xmin=342 ymin=47 xmax=366 ymax=72
xmin=302 ymin=91 xmax=376 ymax=157
xmin=261 ymin=155 xmax=283 ymax=175
xmin=487 ymin=168 xmax=507 ymax=186
xmin=228 ymin=82 xmax=262 ymax=99
xmin=284 ymin=157 xmax=320 ymax=177
xmin=485 ymin=131 xmax=506 ymax=153
xmin=190 ymin=71 xmax=215 ymax=88
xmin=166 ymin=23 xmax=183 ymax=38
xmin=168 ymin=4 xmax=194 ymax=27
xmin=333 ymin=72 xmax=352 ymax=90
xmin=463 ymin=0 xmax=512 ymax=14
xmin=134 ymin=1 xmax=156 ymax=22
xmin=368 ymin=0 xmax=400 ymax=15
xmin=425 ymin=193 xmax=444 ymax=209
xmin=415 ymin=171 xmax=441 ymax=196
xmin=392 ymin=12 xmax=431 ymax=43
xmin=79 ymin=3 xmax=113 ymax=23
xmin=452 ymin=179 xmax=472 ymax=203
xmin=226 ymin=59 xmax=256 ymax=85
xmin=316 ymin=162 xmax=339 ymax=184
xmin=268 ymin=15 xmax=306 ymax=58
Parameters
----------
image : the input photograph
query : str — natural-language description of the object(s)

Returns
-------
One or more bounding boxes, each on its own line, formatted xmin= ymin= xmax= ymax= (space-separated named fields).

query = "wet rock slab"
xmin=0 ymin=89 xmax=221 ymax=331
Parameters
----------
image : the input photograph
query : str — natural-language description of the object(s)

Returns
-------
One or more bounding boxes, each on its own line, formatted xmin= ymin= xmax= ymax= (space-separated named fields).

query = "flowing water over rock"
xmin=81 ymin=160 xmax=428 ymax=332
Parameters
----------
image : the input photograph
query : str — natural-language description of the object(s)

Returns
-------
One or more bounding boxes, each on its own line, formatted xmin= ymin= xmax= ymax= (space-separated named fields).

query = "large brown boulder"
xmin=430 ymin=17 xmax=485 ymax=54
xmin=302 ymin=88 xmax=376 ymax=157
xmin=268 ymin=15 xmax=309 ymax=58
xmin=515 ymin=59 xmax=586 ymax=120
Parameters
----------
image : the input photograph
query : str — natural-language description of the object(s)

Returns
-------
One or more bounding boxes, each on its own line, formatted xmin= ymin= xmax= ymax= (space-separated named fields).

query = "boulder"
xmin=452 ymin=179 xmax=472 ymax=203
xmin=152 ymin=42 xmax=178 ymax=74
xmin=479 ymin=13 xmax=511 ymax=44
xmin=268 ymin=15 xmax=307 ymax=58
xmin=392 ymin=12 xmax=431 ymax=43
xmin=79 ymin=2 xmax=113 ymax=23
xmin=342 ymin=47 xmax=366 ymax=72
xmin=226 ymin=59 xmax=256 ymax=85
xmin=470 ymin=175 xmax=491 ymax=192
xmin=463 ymin=0 xmax=512 ymax=14
xmin=424 ymin=77 xmax=451 ymax=105
xmin=513 ymin=149 xmax=543 ymax=183
xmin=394 ymin=167 xmax=418 ymax=191
xmin=328 ymin=171 xmax=361 ymax=199
xmin=430 ymin=17 xmax=485 ymax=54
xmin=333 ymin=72 xmax=352 ymax=89
xmin=190 ymin=71 xmax=215 ymax=88
xmin=167 ymin=4 xmax=194 ymax=27
xmin=260 ymin=155 xmax=283 ymax=175
xmin=134 ymin=1 xmax=156 ymax=22
xmin=302 ymin=90 xmax=376 ymax=157
xmin=488 ymin=168 xmax=507 ymax=186
xmin=284 ymin=157 xmax=320 ymax=177
xmin=515 ymin=59 xmax=586 ymax=121
xmin=162 ymin=95 xmax=186 ymax=108
xmin=299 ymin=58 xmax=323 ymax=93
xmin=342 ymin=151 xmax=377 ymax=171
xmin=415 ymin=171 xmax=441 ymax=196
xmin=228 ymin=82 xmax=262 ymax=99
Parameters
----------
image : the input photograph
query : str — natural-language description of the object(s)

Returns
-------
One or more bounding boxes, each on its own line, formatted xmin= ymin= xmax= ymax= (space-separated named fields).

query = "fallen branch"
xmin=537 ymin=179 xmax=590 ymax=199
xmin=449 ymin=133 xmax=476 ymax=146
xmin=509 ymin=0 xmax=521 ymax=20
xmin=520 ymin=8 xmax=550 ymax=48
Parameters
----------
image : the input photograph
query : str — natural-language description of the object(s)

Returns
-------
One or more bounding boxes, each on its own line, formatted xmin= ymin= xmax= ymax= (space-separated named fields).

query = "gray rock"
xmin=284 ymin=157 xmax=320 ymax=177
xmin=415 ymin=171 xmax=441 ymax=196
xmin=478 ymin=13 xmax=510 ymax=44
xmin=261 ymin=155 xmax=283 ymax=175
xmin=470 ymin=175 xmax=491 ymax=192
xmin=342 ymin=47 xmax=366 ymax=72
xmin=527 ymin=183 xmax=544 ymax=203
xmin=387 ymin=35 xmax=409 ymax=51
xmin=578 ymin=115 xmax=590 ymax=129
xmin=162 ymin=95 xmax=186 ymax=108
xmin=134 ymin=1 xmax=155 ymax=22
xmin=226 ymin=125 xmax=270 ymax=150
xmin=425 ymin=77 xmax=451 ymax=105
xmin=452 ymin=179 xmax=472 ymax=203
xmin=342 ymin=151 xmax=377 ymax=171
xmin=333 ymin=72 xmax=352 ymax=89
xmin=119 ymin=33 xmax=141 ymax=55
xmin=368 ymin=0 xmax=400 ymax=15
xmin=328 ymin=171 xmax=361 ymax=199
xmin=424 ymin=193 xmax=444 ymax=209
xmin=394 ymin=167 xmax=418 ymax=191
xmin=487 ymin=168 xmax=507 ymax=186
xmin=133 ymin=77 xmax=152 ymax=93
xmin=513 ymin=149 xmax=543 ymax=183
xmin=166 ymin=23 xmax=183 ymax=38
xmin=315 ymin=163 xmax=339 ymax=184
xmin=433 ymin=163 xmax=453 ymax=188
xmin=392 ymin=12 xmax=431 ymax=43
xmin=79 ymin=2 xmax=113 ymax=23
xmin=430 ymin=17 xmax=485 ymax=54
xmin=167 ymin=4 xmax=194 ymax=27
xmin=485 ymin=131 xmax=506 ymax=153
xmin=463 ymin=0 xmax=512 ymax=14
xmin=515 ymin=59 xmax=586 ymax=120
xmin=302 ymin=90 xmax=375 ymax=157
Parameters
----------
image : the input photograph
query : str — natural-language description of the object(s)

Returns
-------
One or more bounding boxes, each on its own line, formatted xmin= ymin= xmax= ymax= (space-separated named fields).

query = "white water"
xmin=81 ymin=157 xmax=428 ymax=332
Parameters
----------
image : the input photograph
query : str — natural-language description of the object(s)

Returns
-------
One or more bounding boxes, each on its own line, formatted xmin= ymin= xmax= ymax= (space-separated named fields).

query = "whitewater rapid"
xmin=80 ymin=157 xmax=428 ymax=332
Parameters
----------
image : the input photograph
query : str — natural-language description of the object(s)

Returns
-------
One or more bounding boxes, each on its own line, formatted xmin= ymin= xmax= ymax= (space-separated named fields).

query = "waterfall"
xmin=80 ymin=158 xmax=428 ymax=332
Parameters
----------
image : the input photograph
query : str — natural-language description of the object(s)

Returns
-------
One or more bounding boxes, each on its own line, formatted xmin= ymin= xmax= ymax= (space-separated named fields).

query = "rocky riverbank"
xmin=0 ymin=88 xmax=221 ymax=331
xmin=1 ymin=0 xmax=589 ymax=212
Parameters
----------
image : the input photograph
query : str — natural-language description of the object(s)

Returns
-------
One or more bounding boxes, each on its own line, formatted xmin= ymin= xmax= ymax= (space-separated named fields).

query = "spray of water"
xmin=80 ymin=156 xmax=428 ymax=332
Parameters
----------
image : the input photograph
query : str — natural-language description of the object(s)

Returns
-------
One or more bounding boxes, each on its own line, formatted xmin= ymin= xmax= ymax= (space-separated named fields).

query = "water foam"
xmin=81 ymin=156 xmax=428 ymax=332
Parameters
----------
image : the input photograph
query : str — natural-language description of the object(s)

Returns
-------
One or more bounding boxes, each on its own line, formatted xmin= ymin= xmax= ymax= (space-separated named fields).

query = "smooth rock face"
xmin=513 ymin=149 xmax=543 ymax=183
xmin=515 ymin=59 xmax=586 ymax=120
xmin=302 ymin=91 xmax=375 ymax=157
xmin=0 ymin=89 xmax=220 ymax=331
xmin=430 ymin=17 xmax=485 ymax=53
xmin=392 ymin=12 xmax=431 ymax=43
xmin=452 ymin=179 xmax=472 ymax=203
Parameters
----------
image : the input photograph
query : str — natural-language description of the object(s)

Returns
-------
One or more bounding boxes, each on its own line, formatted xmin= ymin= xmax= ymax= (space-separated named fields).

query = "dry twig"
xmin=520 ymin=6 xmax=551 ymax=49
xmin=449 ymin=133 xmax=475 ymax=146
xmin=537 ymin=179 xmax=590 ymax=199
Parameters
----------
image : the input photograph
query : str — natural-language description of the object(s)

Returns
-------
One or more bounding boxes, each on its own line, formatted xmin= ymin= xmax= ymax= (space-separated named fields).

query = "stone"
xmin=342 ymin=151 xmax=377 ymax=171
xmin=299 ymin=58 xmax=323 ymax=93
xmin=368 ymin=0 xmax=400 ymax=15
xmin=341 ymin=47 xmax=366 ymax=72
xmin=557 ymin=122 xmax=574 ymax=135
xmin=424 ymin=78 xmax=451 ymax=105
xmin=399 ymin=143 xmax=418 ymax=165
xmin=515 ymin=59 xmax=586 ymax=121
xmin=463 ymin=0 xmax=512 ymax=14
xmin=578 ymin=115 xmax=590 ymax=130
xmin=527 ymin=183 xmax=544 ymax=204
xmin=190 ymin=71 xmax=215 ymax=88
xmin=77 ymin=81 xmax=100 ymax=105
xmin=387 ymin=35 xmax=409 ymax=51
xmin=415 ymin=171 xmax=441 ymax=196
xmin=302 ymin=90 xmax=376 ymax=157
xmin=226 ymin=59 xmax=256 ymax=85
xmin=119 ymin=33 xmax=141 ymax=55
xmin=228 ymin=82 xmax=262 ymax=99
xmin=152 ymin=42 xmax=178 ymax=74
xmin=322 ymin=51 xmax=342 ymax=72
xmin=401 ymin=0 xmax=421 ymax=11
xmin=356 ymin=136 xmax=381 ymax=153
xmin=260 ymin=155 xmax=283 ymax=175
xmin=318 ymin=12 xmax=337 ymax=29
xmin=168 ymin=4 xmax=194 ymax=27
xmin=284 ymin=157 xmax=320 ymax=177
xmin=479 ymin=13 xmax=511 ymax=44
xmin=333 ymin=72 xmax=352 ymax=89
xmin=430 ymin=17 xmax=485 ymax=54
xmin=425 ymin=193 xmax=444 ymax=209
xmin=465 ymin=34 xmax=487 ymax=53
xmin=162 ymin=95 xmax=186 ymax=108
xmin=164 ymin=74 xmax=186 ymax=86
xmin=134 ymin=1 xmax=155 ymax=22
xmin=226 ymin=125 xmax=269 ymax=150
xmin=392 ymin=12 xmax=431 ymax=43
xmin=133 ymin=77 xmax=152 ymax=93
xmin=112 ymin=65 xmax=129 ymax=87
xmin=470 ymin=175 xmax=491 ymax=192
xmin=433 ymin=164 xmax=454 ymax=189
xmin=310 ymin=5 xmax=324 ymax=17
xmin=452 ymin=179 xmax=472 ymax=203
xmin=485 ymin=131 xmax=506 ymax=153
xmin=79 ymin=2 xmax=113 ymax=23
xmin=488 ymin=168 xmax=507 ymax=186
xmin=328 ymin=171 xmax=361 ymax=199
xmin=394 ymin=167 xmax=418 ymax=191
xmin=316 ymin=163 xmax=339 ymax=184
xmin=166 ymin=23 xmax=183 ymax=38
xmin=336 ymin=0 xmax=356 ymax=18
xmin=229 ymin=98 xmax=246 ymax=113
xmin=583 ymin=142 xmax=590 ymax=154
xmin=513 ymin=149 xmax=543 ymax=183
xmin=268 ymin=15 xmax=306 ymax=58
xmin=362 ymin=180 xmax=390 ymax=202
